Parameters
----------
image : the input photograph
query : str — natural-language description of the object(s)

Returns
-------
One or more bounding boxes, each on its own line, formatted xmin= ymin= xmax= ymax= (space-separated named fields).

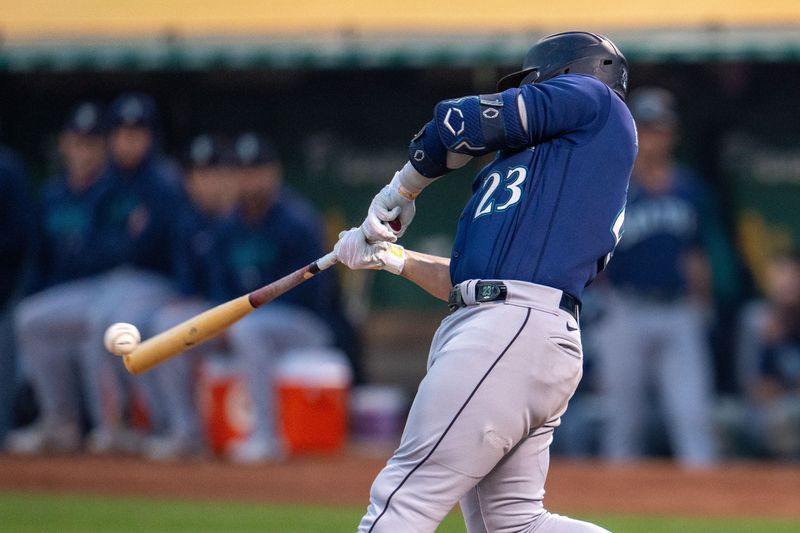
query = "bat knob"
xmin=388 ymin=219 xmax=402 ymax=232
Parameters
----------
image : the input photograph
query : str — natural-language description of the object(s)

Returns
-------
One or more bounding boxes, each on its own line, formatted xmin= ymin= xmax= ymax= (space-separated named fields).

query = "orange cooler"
xmin=277 ymin=348 xmax=352 ymax=454
xmin=198 ymin=358 xmax=253 ymax=456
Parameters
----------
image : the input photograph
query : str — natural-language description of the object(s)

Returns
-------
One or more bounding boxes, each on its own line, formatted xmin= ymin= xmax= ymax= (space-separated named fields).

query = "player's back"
xmin=450 ymin=74 xmax=637 ymax=300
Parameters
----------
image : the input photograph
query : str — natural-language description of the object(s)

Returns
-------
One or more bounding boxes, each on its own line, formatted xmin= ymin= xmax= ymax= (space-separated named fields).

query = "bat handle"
xmin=315 ymin=250 xmax=339 ymax=271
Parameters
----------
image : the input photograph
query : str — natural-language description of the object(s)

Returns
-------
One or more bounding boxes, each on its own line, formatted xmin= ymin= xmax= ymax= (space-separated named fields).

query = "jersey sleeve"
xmin=409 ymin=74 xmax=612 ymax=178
xmin=516 ymin=74 xmax=612 ymax=146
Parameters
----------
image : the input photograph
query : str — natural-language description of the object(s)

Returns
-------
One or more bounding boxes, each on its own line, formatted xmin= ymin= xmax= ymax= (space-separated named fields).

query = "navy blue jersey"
xmin=449 ymin=75 xmax=637 ymax=300
xmin=209 ymin=189 xmax=332 ymax=315
xmin=91 ymin=156 xmax=182 ymax=274
xmin=30 ymin=175 xmax=110 ymax=290
xmin=0 ymin=146 xmax=34 ymax=303
xmin=169 ymin=201 xmax=223 ymax=297
xmin=604 ymin=166 xmax=706 ymax=296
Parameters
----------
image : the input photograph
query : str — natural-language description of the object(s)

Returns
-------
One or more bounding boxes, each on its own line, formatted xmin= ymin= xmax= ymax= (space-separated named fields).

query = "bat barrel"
xmin=121 ymin=250 xmax=338 ymax=374
xmin=123 ymin=295 xmax=254 ymax=374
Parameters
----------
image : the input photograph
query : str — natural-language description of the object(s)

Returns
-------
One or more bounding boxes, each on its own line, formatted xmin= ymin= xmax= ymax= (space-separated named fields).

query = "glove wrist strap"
xmin=381 ymin=243 xmax=406 ymax=275
xmin=392 ymin=161 xmax=437 ymax=200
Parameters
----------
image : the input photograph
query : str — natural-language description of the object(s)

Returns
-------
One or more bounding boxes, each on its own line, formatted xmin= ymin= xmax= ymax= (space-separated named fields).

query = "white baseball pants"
xmin=359 ymin=280 xmax=609 ymax=533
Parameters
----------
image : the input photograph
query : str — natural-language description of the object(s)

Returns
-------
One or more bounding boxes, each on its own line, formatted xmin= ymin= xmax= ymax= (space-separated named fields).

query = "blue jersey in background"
xmin=209 ymin=189 xmax=332 ymax=315
xmin=91 ymin=155 xmax=181 ymax=275
xmin=604 ymin=166 xmax=707 ymax=297
xmin=169 ymin=199 xmax=223 ymax=298
xmin=30 ymin=175 xmax=110 ymax=291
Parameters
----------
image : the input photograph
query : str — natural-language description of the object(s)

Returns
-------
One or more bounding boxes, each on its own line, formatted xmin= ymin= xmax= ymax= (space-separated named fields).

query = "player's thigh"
xmin=405 ymin=304 xmax=580 ymax=478
xmin=14 ymin=278 xmax=99 ymax=338
xmin=461 ymin=428 xmax=611 ymax=533
xmin=95 ymin=270 xmax=175 ymax=326
xmin=460 ymin=427 xmax=552 ymax=532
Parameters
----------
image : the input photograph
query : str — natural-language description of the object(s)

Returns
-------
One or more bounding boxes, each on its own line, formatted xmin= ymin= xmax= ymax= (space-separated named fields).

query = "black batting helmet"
xmin=497 ymin=31 xmax=629 ymax=100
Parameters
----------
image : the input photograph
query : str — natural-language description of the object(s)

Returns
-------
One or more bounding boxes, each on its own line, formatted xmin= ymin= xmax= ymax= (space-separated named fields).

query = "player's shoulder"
xmin=546 ymin=73 xmax=609 ymax=89
xmin=528 ymin=74 xmax=613 ymax=101
xmin=522 ymin=73 xmax=632 ymax=127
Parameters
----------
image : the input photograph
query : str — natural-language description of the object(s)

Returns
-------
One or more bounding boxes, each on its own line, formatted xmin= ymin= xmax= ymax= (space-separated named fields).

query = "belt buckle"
xmin=476 ymin=283 xmax=497 ymax=302
xmin=475 ymin=281 xmax=506 ymax=303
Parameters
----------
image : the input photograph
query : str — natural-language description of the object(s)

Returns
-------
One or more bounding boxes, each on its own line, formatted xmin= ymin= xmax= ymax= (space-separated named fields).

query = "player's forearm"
xmin=400 ymin=250 xmax=452 ymax=302
xmin=396 ymin=155 xmax=471 ymax=196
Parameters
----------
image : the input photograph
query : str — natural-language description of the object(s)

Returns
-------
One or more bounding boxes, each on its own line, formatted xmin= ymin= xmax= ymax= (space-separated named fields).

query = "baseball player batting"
xmin=333 ymin=31 xmax=637 ymax=532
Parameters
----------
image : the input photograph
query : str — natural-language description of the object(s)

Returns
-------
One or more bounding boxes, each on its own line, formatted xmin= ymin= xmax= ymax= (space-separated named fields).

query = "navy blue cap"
xmin=628 ymin=87 xmax=678 ymax=128
xmin=63 ymin=102 xmax=105 ymax=136
xmin=231 ymin=132 xmax=279 ymax=167
xmin=107 ymin=92 xmax=159 ymax=130
xmin=183 ymin=134 xmax=228 ymax=169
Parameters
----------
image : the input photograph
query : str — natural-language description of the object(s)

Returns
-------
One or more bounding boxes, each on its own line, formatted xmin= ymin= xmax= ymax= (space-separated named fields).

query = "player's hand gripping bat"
xmin=122 ymin=251 xmax=338 ymax=374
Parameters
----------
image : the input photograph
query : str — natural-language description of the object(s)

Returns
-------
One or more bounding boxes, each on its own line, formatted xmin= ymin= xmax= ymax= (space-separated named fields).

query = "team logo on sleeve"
xmin=444 ymin=107 xmax=465 ymax=136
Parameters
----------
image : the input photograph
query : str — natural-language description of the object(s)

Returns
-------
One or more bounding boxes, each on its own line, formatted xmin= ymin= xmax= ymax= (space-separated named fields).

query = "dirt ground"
xmin=1 ymin=450 xmax=799 ymax=519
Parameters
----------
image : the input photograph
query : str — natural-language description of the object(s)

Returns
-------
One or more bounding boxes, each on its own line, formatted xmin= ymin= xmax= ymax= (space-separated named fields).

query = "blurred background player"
xmin=209 ymin=132 xmax=335 ymax=463
xmin=734 ymin=251 xmax=800 ymax=459
xmin=79 ymin=92 xmax=181 ymax=454
xmin=6 ymin=102 xmax=109 ymax=454
xmin=0 ymin=126 xmax=35 ymax=449
xmin=138 ymin=133 xmax=236 ymax=461
xmin=594 ymin=87 xmax=719 ymax=467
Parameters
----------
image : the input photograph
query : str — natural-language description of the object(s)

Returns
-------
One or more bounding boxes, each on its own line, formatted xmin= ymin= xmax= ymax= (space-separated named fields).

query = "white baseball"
xmin=103 ymin=322 xmax=141 ymax=356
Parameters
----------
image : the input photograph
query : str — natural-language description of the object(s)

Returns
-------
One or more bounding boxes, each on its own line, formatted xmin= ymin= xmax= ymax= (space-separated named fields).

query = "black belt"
xmin=448 ymin=280 xmax=580 ymax=322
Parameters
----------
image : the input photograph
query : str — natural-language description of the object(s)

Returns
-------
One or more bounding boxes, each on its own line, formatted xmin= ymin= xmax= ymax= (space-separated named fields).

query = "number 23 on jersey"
xmin=474 ymin=166 xmax=528 ymax=219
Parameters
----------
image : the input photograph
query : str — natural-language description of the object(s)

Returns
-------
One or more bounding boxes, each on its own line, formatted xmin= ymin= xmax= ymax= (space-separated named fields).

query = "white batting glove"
xmin=362 ymin=173 xmax=418 ymax=243
xmin=334 ymin=228 xmax=406 ymax=275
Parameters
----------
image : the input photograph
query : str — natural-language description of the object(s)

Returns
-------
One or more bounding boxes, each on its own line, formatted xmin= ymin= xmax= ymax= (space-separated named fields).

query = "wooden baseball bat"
xmin=122 ymin=251 xmax=338 ymax=374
